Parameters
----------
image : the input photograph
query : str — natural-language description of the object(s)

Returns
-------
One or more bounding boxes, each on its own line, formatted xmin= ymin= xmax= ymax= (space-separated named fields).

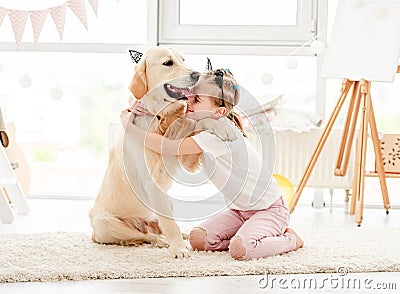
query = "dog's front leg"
xmin=146 ymin=190 xmax=188 ymax=258
xmin=144 ymin=152 xmax=189 ymax=258
xmin=148 ymin=195 xmax=189 ymax=258
xmin=156 ymin=213 xmax=189 ymax=258
xmin=142 ymin=180 xmax=188 ymax=257
xmin=137 ymin=181 xmax=189 ymax=258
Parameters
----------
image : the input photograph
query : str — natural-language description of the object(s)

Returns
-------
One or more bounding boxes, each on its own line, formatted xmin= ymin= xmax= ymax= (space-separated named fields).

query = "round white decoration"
xmin=51 ymin=86 xmax=63 ymax=100
xmin=286 ymin=57 xmax=298 ymax=70
xmin=19 ymin=74 xmax=32 ymax=88
xmin=261 ymin=72 xmax=274 ymax=84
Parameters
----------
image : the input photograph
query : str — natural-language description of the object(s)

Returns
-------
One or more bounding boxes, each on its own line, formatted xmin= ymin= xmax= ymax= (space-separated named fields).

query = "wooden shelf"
xmin=365 ymin=172 xmax=400 ymax=178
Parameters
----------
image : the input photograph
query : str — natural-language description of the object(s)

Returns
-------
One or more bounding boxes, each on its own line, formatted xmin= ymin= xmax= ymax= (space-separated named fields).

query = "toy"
xmin=273 ymin=174 xmax=294 ymax=205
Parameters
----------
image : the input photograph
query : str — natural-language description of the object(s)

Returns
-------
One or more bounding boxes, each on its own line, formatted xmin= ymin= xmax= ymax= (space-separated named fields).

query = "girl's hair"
xmin=212 ymin=98 xmax=247 ymax=138
xmin=207 ymin=69 xmax=247 ymax=137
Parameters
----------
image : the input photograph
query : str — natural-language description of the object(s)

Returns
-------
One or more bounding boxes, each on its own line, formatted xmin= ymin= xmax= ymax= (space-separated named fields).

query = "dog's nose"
xmin=190 ymin=71 xmax=200 ymax=82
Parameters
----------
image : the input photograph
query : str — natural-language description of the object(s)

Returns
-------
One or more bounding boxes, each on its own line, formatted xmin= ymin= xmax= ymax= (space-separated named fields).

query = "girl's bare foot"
xmin=285 ymin=228 xmax=304 ymax=250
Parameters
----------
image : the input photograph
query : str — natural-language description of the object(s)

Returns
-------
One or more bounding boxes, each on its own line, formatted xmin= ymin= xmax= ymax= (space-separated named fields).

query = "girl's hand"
xmin=129 ymin=97 xmax=152 ymax=116
xmin=121 ymin=96 xmax=154 ymax=128
xmin=120 ymin=108 xmax=133 ymax=128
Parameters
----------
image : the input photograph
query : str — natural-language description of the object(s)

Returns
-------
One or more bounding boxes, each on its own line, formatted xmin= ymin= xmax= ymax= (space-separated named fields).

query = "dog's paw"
xmin=152 ymin=235 xmax=169 ymax=248
xmin=169 ymin=244 xmax=190 ymax=258
xmin=196 ymin=118 xmax=237 ymax=141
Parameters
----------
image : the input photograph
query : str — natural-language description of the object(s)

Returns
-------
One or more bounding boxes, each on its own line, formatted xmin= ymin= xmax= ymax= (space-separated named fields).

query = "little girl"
xmin=122 ymin=69 xmax=303 ymax=260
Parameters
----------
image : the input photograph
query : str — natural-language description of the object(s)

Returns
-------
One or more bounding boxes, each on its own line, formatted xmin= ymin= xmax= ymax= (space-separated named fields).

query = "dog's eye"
xmin=163 ymin=60 xmax=174 ymax=66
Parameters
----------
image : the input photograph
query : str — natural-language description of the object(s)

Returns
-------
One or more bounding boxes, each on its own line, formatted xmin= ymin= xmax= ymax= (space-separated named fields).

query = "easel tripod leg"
xmin=289 ymin=79 xmax=353 ymax=213
xmin=350 ymin=130 xmax=360 ymax=215
xmin=367 ymin=93 xmax=390 ymax=213
xmin=335 ymin=82 xmax=362 ymax=176
xmin=355 ymin=81 xmax=369 ymax=226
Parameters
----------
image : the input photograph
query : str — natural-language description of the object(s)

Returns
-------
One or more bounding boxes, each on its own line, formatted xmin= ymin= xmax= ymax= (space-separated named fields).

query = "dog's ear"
xmin=129 ymin=59 xmax=148 ymax=99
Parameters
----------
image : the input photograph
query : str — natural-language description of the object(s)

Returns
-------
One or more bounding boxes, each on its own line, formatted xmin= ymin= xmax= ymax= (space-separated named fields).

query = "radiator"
xmin=251 ymin=129 xmax=355 ymax=189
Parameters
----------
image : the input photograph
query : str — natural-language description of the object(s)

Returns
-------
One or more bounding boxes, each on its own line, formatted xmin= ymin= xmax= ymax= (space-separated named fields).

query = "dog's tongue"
xmin=180 ymin=88 xmax=193 ymax=113
xmin=180 ymin=88 xmax=191 ymax=97
xmin=166 ymin=84 xmax=190 ymax=99
xmin=164 ymin=84 xmax=192 ymax=113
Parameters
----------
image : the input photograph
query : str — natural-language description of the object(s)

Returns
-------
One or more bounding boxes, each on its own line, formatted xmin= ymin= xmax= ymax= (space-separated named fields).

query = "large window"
xmin=0 ymin=51 xmax=134 ymax=198
xmin=0 ymin=0 xmax=147 ymax=198
xmin=0 ymin=0 xmax=322 ymax=200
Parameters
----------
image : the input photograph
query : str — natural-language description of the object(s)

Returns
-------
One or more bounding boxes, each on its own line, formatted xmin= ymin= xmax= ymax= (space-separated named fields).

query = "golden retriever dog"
xmin=89 ymin=46 xmax=236 ymax=258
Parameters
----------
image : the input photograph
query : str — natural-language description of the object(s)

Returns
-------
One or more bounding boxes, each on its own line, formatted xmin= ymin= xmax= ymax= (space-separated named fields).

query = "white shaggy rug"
xmin=1 ymin=227 xmax=399 ymax=283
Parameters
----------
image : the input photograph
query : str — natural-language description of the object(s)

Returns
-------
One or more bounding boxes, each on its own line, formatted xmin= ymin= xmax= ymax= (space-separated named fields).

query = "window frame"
xmin=158 ymin=0 xmax=319 ymax=55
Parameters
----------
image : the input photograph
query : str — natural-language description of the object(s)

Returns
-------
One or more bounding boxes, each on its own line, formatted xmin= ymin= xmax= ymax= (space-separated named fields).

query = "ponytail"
xmin=227 ymin=111 xmax=247 ymax=138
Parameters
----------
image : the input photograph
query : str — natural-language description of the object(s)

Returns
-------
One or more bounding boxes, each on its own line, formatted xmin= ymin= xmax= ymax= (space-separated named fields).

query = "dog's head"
xmin=129 ymin=47 xmax=193 ymax=99
xmin=129 ymin=46 xmax=200 ymax=118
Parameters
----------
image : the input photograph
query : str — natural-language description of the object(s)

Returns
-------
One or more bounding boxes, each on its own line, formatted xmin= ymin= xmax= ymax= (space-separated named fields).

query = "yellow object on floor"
xmin=273 ymin=174 xmax=294 ymax=205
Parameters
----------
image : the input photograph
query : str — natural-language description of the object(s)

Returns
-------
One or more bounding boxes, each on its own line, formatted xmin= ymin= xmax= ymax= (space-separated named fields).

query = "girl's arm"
xmin=121 ymin=109 xmax=203 ymax=156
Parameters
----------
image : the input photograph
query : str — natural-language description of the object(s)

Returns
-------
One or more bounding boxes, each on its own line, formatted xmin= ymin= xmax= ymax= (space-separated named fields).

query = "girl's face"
xmin=186 ymin=94 xmax=223 ymax=120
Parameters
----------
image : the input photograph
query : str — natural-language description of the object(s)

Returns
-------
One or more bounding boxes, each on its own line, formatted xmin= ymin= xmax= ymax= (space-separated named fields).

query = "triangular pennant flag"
xmin=68 ymin=0 xmax=88 ymax=30
xmin=49 ymin=4 xmax=66 ymax=41
xmin=30 ymin=10 xmax=48 ymax=43
xmin=88 ymin=0 xmax=99 ymax=16
xmin=0 ymin=7 xmax=6 ymax=27
xmin=8 ymin=10 xmax=28 ymax=46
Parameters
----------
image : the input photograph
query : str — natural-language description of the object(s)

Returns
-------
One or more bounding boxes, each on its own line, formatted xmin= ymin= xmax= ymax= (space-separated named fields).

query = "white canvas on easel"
xmin=321 ymin=0 xmax=400 ymax=82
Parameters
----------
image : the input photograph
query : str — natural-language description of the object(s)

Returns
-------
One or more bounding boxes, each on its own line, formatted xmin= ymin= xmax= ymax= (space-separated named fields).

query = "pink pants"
xmin=195 ymin=196 xmax=296 ymax=260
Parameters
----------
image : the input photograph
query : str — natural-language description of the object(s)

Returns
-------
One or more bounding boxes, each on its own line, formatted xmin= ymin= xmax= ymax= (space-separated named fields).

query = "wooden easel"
xmin=288 ymin=67 xmax=400 ymax=226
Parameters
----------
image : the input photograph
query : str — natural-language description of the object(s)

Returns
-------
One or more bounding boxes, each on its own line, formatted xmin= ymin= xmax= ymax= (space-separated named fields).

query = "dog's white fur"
xmin=89 ymin=47 xmax=236 ymax=258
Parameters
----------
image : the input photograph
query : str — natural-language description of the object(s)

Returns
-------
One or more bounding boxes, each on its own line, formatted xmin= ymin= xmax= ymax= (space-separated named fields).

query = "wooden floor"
xmin=0 ymin=197 xmax=399 ymax=293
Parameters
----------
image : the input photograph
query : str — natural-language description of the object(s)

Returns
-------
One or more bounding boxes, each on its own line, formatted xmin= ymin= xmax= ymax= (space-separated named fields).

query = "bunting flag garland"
xmin=8 ymin=10 xmax=28 ymax=45
xmin=29 ymin=9 xmax=48 ymax=43
xmin=0 ymin=7 xmax=6 ymax=26
xmin=0 ymin=0 xmax=101 ymax=45
xmin=68 ymin=0 xmax=88 ymax=30
xmin=49 ymin=4 xmax=67 ymax=41
xmin=88 ymin=0 xmax=98 ymax=17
